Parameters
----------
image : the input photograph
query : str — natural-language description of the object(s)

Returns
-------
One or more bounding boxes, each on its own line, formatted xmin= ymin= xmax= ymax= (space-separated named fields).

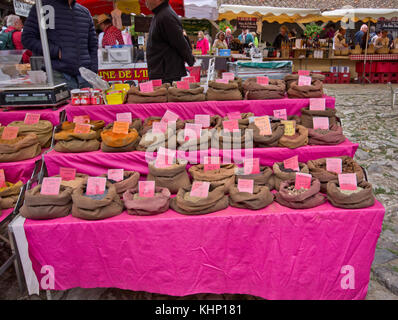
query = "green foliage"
xmin=304 ymin=23 xmax=323 ymax=40
xmin=182 ymin=19 xmax=211 ymax=35
xmin=218 ymin=20 xmax=233 ymax=33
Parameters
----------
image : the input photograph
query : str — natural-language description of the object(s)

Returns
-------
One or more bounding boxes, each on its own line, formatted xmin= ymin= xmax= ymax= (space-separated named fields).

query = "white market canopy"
xmin=184 ymin=0 xmax=218 ymax=20
xmin=321 ymin=8 xmax=398 ymax=23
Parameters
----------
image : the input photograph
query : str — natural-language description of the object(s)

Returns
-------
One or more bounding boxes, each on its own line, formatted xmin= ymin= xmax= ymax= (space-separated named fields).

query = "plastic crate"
xmin=379 ymin=73 xmax=391 ymax=84
xmin=391 ymin=62 xmax=398 ymax=73
xmin=390 ymin=73 xmax=398 ymax=83
xmin=322 ymin=72 xmax=332 ymax=84
xmin=339 ymin=72 xmax=350 ymax=84
xmin=186 ymin=66 xmax=201 ymax=83
xmin=330 ymin=72 xmax=340 ymax=84
xmin=376 ymin=62 xmax=391 ymax=73
xmin=356 ymin=62 xmax=376 ymax=73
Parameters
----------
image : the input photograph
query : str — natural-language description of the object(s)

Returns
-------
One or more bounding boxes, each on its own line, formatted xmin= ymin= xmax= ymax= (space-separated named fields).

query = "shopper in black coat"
xmin=146 ymin=0 xmax=195 ymax=83
xmin=22 ymin=0 xmax=98 ymax=89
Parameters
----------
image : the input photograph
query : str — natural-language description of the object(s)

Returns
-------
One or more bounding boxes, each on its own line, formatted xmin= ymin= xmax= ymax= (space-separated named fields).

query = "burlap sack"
xmin=123 ymin=187 xmax=170 ymax=216
xmin=62 ymin=120 xmax=105 ymax=140
xmin=100 ymin=128 xmax=140 ymax=152
xmin=125 ymin=86 xmax=168 ymax=104
xmin=189 ymin=164 xmax=237 ymax=193
xmin=243 ymin=78 xmax=286 ymax=100
xmin=101 ymin=171 xmax=140 ymax=197
xmin=168 ymin=86 xmax=205 ymax=102
xmin=235 ymin=166 xmax=275 ymax=190
xmin=8 ymin=120 xmax=53 ymax=147
xmin=176 ymin=128 xmax=213 ymax=151
xmin=307 ymin=156 xmax=365 ymax=193
xmin=53 ymin=173 xmax=88 ymax=190
xmin=103 ymin=120 xmax=142 ymax=135
xmin=308 ymin=124 xmax=346 ymax=145
xmin=136 ymin=128 xmax=177 ymax=152
xmin=214 ymin=128 xmax=254 ymax=149
xmin=0 ymin=134 xmax=41 ymax=162
xmin=275 ymin=178 xmax=326 ymax=209
xmin=184 ymin=115 xmax=222 ymax=129
xmin=229 ymin=184 xmax=274 ymax=210
xmin=327 ymin=180 xmax=375 ymax=209
xmin=170 ymin=185 xmax=229 ymax=215
xmin=287 ymin=80 xmax=324 ymax=99
xmin=300 ymin=107 xmax=337 ymax=129
xmin=1 ymin=195 xmax=18 ymax=210
xmin=147 ymin=161 xmax=191 ymax=194
xmin=248 ymin=122 xmax=284 ymax=148
xmin=140 ymin=117 xmax=185 ymax=136
xmin=72 ymin=180 xmax=123 ymax=220
xmin=54 ymin=128 xmax=100 ymax=153
xmin=0 ymin=181 xmax=22 ymax=209
xmin=222 ymin=113 xmax=254 ymax=130
xmin=284 ymin=74 xmax=325 ymax=90
xmin=20 ymin=185 xmax=73 ymax=220
xmin=55 ymin=129 xmax=97 ymax=141
xmin=278 ymin=125 xmax=308 ymax=149
xmin=206 ymin=81 xmax=243 ymax=101
xmin=273 ymin=162 xmax=309 ymax=190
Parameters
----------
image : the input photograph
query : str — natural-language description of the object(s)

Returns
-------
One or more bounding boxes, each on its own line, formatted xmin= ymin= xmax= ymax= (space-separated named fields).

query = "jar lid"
xmin=71 ymin=89 xmax=80 ymax=94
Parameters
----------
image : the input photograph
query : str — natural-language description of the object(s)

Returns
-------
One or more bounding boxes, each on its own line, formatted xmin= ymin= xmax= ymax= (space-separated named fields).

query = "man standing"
xmin=225 ymin=28 xmax=234 ymax=48
xmin=273 ymin=26 xmax=289 ymax=49
xmin=238 ymin=29 xmax=254 ymax=45
xmin=22 ymin=0 xmax=98 ymax=90
xmin=354 ymin=24 xmax=368 ymax=50
xmin=145 ymin=0 xmax=194 ymax=83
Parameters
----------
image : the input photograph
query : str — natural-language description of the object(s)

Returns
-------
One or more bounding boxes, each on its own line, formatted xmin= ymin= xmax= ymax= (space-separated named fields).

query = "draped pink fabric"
xmin=0 ymin=107 xmax=65 ymax=126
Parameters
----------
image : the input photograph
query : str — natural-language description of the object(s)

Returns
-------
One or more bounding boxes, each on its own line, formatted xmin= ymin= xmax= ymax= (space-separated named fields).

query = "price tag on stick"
xmin=112 ymin=121 xmax=129 ymax=134
xmin=243 ymin=158 xmax=260 ymax=175
xmin=1 ymin=127 xmax=18 ymax=140
xmin=298 ymin=76 xmax=312 ymax=86
xmin=310 ymin=98 xmax=326 ymax=111
xmin=223 ymin=120 xmax=239 ymax=133
xmin=73 ymin=115 xmax=90 ymax=124
xmin=238 ymin=179 xmax=254 ymax=194
xmin=139 ymin=81 xmax=154 ymax=93
xmin=326 ymin=158 xmax=342 ymax=174
xmin=40 ymin=177 xmax=62 ymax=195
xmin=60 ymin=167 xmax=76 ymax=181
xmin=256 ymin=76 xmax=269 ymax=86
xmin=298 ymin=70 xmax=311 ymax=76
xmin=195 ymin=114 xmax=210 ymax=128
xmin=281 ymin=120 xmax=296 ymax=136
xmin=108 ymin=169 xmax=124 ymax=182
xmin=227 ymin=112 xmax=241 ymax=120
xmin=116 ymin=113 xmax=132 ymax=123
xmin=24 ymin=113 xmax=40 ymax=125
xmin=190 ymin=181 xmax=210 ymax=198
xmin=254 ymin=116 xmax=272 ymax=136
xmin=139 ymin=181 xmax=155 ymax=198
xmin=86 ymin=177 xmax=107 ymax=195
xmin=313 ymin=117 xmax=329 ymax=130
xmin=295 ymin=173 xmax=312 ymax=190
xmin=74 ymin=123 xmax=91 ymax=134
xmin=273 ymin=109 xmax=287 ymax=120
xmin=284 ymin=156 xmax=299 ymax=172
xmin=338 ymin=173 xmax=357 ymax=191
xmin=0 ymin=169 xmax=6 ymax=188
xmin=204 ymin=156 xmax=220 ymax=172
xmin=177 ymin=81 xmax=190 ymax=90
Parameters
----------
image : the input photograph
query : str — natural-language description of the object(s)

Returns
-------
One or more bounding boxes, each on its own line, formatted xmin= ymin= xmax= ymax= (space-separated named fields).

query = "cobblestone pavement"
xmin=1 ymin=84 xmax=398 ymax=300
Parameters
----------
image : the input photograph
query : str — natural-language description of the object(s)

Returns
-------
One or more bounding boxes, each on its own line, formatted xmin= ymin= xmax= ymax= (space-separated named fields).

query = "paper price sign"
xmin=204 ymin=156 xmax=220 ymax=172
xmin=326 ymin=158 xmax=342 ymax=174
xmin=24 ymin=113 xmax=40 ymax=125
xmin=190 ymin=181 xmax=210 ymax=198
xmin=184 ymin=123 xmax=202 ymax=141
xmin=244 ymin=158 xmax=260 ymax=175
xmin=0 ymin=169 xmax=6 ymax=188
xmin=313 ymin=117 xmax=329 ymax=130
xmin=177 ymin=81 xmax=190 ymax=90
xmin=195 ymin=114 xmax=210 ymax=128
xmin=295 ymin=173 xmax=312 ymax=190
xmin=161 ymin=110 xmax=179 ymax=123
xmin=338 ymin=173 xmax=357 ymax=191
xmin=298 ymin=70 xmax=311 ymax=76
xmin=86 ymin=177 xmax=107 ymax=195
xmin=152 ymin=79 xmax=162 ymax=87
xmin=254 ymin=116 xmax=272 ymax=136
xmin=139 ymin=81 xmax=154 ymax=93
xmin=155 ymin=147 xmax=176 ymax=168
xmin=238 ymin=179 xmax=254 ymax=194
xmin=116 ymin=112 xmax=132 ymax=123
xmin=1 ymin=127 xmax=18 ymax=140
xmin=108 ymin=169 xmax=124 ymax=182
xmin=273 ymin=109 xmax=287 ymax=120
xmin=222 ymin=120 xmax=239 ymax=133
xmin=227 ymin=112 xmax=241 ymax=120
xmin=40 ymin=177 xmax=62 ymax=196
xmin=74 ymin=123 xmax=91 ymax=134
xmin=152 ymin=121 xmax=167 ymax=134
xmin=310 ymin=98 xmax=326 ymax=111
xmin=183 ymin=76 xmax=196 ymax=83
xmin=283 ymin=156 xmax=299 ymax=172
xmin=139 ymin=181 xmax=155 ymax=198
xmin=298 ymin=76 xmax=312 ymax=86
xmin=256 ymin=76 xmax=269 ymax=86
xmin=222 ymin=72 xmax=235 ymax=81
xmin=60 ymin=167 xmax=76 ymax=181
xmin=73 ymin=115 xmax=90 ymax=124
xmin=216 ymin=79 xmax=229 ymax=84
xmin=281 ymin=120 xmax=296 ymax=136
xmin=112 ymin=121 xmax=129 ymax=134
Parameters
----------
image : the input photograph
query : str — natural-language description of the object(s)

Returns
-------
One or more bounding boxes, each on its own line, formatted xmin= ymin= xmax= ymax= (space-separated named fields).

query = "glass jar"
xmin=80 ymin=89 xmax=91 ymax=105
xmin=91 ymin=89 xmax=103 ymax=105
xmin=71 ymin=89 xmax=81 ymax=106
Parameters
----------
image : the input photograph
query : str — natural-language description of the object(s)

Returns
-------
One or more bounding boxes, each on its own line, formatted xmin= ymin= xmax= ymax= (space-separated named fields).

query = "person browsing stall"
xmin=273 ymin=26 xmax=289 ymax=49
xmin=333 ymin=27 xmax=348 ymax=50
xmin=196 ymin=31 xmax=209 ymax=55
xmin=97 ymin=13 xmax=124 ymax=48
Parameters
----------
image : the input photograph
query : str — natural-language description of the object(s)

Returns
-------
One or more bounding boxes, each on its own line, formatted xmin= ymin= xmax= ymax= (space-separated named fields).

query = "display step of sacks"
xmin=147 ymin=161 xmax=191 ymax=194
xmin=7 ymin=120 xmax=53 ymax=148
xmin=206 ymin=81 xmax=243 ymax=101
xmin=100 ymin=123 xmax=141 ymax=153
xmin=243 ymin=78 xmax=286 ymax=100
xmin=308 ymin=124 xmax=346 ymax=146
xmin=167 ymin=83 xmax=206 ymax=102
xmin=284 ymin=73 xmax=325 ymax=90
xmin=125 ymin=84 xmax=168 ymax=104
xmin=300 ymin=107 xmax=337 ymax=129
xmin=229 ymin=184 xmax=274 ymax=210
xmin=235 ymin=166 xmax=275 ymax=191
xmin=123 ymin=187 xmax=171 ymax=216
xmin=0 ymin=180 xmax=23 ymax=210
xmin=0 ymin=133 xmax=41 ymax=162
xmin=327 ymin=180 xmax=375 ymax=209
xmin=273 ymin=161 xmax=310 ymax=191
xmin=54 ymin=129 xmax=100 ymax=153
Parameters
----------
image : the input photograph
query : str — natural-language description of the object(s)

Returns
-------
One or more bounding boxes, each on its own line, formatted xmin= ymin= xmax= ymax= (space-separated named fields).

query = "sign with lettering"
xmin=273 ymin=109 xmax=287 ymax=120
xmin=326 ymin=158 xmax=343 ymax=174
xmin=112 ymin=121 xmax=130 ymax=134
xmin=98 ymin=68 xmax=149 ymax=82
xmin=86 ymin=177 xmax=107 ymax=195
xmin=313 ymin=117 xmax=330 ymax=130
xmin=190 ymin=181 xmax=210 ymax=198
xmin=195 ymin=114 xmax=210 ymax=128
xmin=310 ymin=98 xmax=326 ymax=111
xmin=338 ymin=173 xmax=357 ymax=191
xmin=295 ymin=173 xmax=312 ymax=190
xmin=204 ymin=156 xmax=220 ymax=172
xmin=284 ymin=156 xmax=299 ymax=172
xmin=254 ymin=116 xmax=272 ymax=136
xmin=238 ymin=179 xmax=254 ymax=194
xmin=116 ymin=113 xmax=132 ymax=123
xmin=24 ymin=113 xmax=40 ymax=125
xmin=139 ymin=181 xmax=155 ymax=198
xmin=60 ymin=167 xmax=76 ymax=181
xmin=1 ymin=127 xmax=18 ymax=140
xmin=41 ymin=177 xmax=62 ymax=195
xmin=243 ymin=158 xmax=260 ymax=175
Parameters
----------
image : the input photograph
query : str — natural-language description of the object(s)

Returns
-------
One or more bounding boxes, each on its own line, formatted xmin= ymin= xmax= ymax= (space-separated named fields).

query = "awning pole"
xmin=362 ymin=20 xmax=371 ymax=85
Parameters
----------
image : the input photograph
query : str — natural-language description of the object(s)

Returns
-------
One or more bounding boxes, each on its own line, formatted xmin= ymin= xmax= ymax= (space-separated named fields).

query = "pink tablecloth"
xmin=43 ymin=140 xmax=358 ymax=177
xmin=24 ymin=200 xmax=385 ymax=300
xmin=65 ymin=97 xmax=336 ymax=124
xmin=0 ymin=106 xmax=65 ymax=126
xmin=1 ymin=151 xmax=43 ymax=183
xmin=0 ymin=208 xmax=13 ymax=224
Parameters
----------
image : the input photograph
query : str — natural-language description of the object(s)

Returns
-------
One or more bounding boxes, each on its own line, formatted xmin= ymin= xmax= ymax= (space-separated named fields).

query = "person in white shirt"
xmin=333 ymin=27 xmax=348 ymax=50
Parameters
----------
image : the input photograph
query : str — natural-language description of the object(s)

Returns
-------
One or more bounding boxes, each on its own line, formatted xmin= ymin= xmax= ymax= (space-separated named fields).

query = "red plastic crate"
xmin=379 ymin=73 xmax=391 ymax=83
xmin=371 ymin=73 xmax=381 ymax=83
xmin=376 ymin=62 xmax=391 ymax=73
xmin=391 ymin=62 xmax=398 ymax=73
xmin=186 ymin=66 xmax=201 ymax=83
xmin=330 ymin=72 xmax=339 ymax=84
xmin=339 ymin=72 xmax=351 ymax=84
xmin=356 ymin=62 xmax=376 ymax=73
xmin=390 ymin=73 xmax=398 ymax=83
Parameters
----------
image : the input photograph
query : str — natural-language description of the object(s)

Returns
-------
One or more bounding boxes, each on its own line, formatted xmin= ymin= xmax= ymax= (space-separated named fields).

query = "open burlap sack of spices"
xmin=222 ymin=113 xmax=254 ymax=130
xmin=20 ymin=185 xmax=73 ymax=220
xmin=184 ymin=115 xmax=222 ymax=130
xmin=8 ymin=120 xmax=53 ymax=148
xmin=300 ymin=107 xmax=337 ymax=129
xmin=136 ymin=127 xmax=177 ymax=152
xmin=0 ymin=133 xmax=41 ymax=162
xmin=284 ymin=73 xmax=325 ymax=90
xmin=52 ymin=173 xmax=88 ymax=190
xmin=176 ymin=128 xmax=214 ymax=151
xmin=243 ymin=78 xmax=286 ymax=100
xmin=307 ymin=156 xmax=365 ymax=193
xmin=101 ymin=171 xmax=140 ymax=197
xmin=140 ymin=116 xmax=185 ymax=137
xmin=123 ymin=187 xmax=170 ymax=216
xmin=54 ymin=129 xmax=99 ymax=153
xmin=206 ymin=81 xmax=243 ymax=101
xmin=275 ymin=178 xmax=326 ymax=209
xmin=248 ymin=122 xmax=284 ymax=148
xmin=273 ymin=161 xmax=309 ymax=191
xmin=229 ymin=184 xmax=274 ymax=210
xmin=72 ymin=180 xmax=123 ymax=220
xmin=168 ymin=84 xmax=205 ymax=102
xmin=308 ymin=124 xmax=346 ymax=145
xmin=327 ymin=180 xmax=375 ymax=209
xmin=125 ymin=85 xmax=168 ymax=104
xmin=287 ymin=80 xmax=324 ymax=99
xmin=147 ymin=161 xmax=190 ymax=194
xmin=0 ymin=180 xmax=23 ymax=209
xmin=214 ymin=127 xmax=254 ymax=150
xmin=170 ymin=185 xmax=229 ymax=215
xmin=278 ymin=125 xmax=308 ymax=149
xmin=61 ymin=120 xmax=106 ymax=140
xmin=235 ymin=166 xmax=275 ymax=190
xmin=189 ymin=163 xmax=237 ymax=194
xmin=100 ymin=125 xmax=141 ymax=153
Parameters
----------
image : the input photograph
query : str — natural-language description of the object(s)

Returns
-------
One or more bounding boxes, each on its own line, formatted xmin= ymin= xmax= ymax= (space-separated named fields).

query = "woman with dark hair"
xmin=213 ymin=31 xmax=228 ymax=50
xmin=97 ymin=13 xmax=124 ymax=48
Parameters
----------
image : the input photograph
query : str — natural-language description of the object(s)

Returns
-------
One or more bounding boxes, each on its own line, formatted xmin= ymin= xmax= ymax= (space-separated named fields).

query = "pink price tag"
xmin=155 ymin=147 xmax=176 ymax=168
xmin=326 ymin=158 xmax=342 ymax=174
xmin=116 ymin=112 xmax=132 ymax=123
xmin=152 ymin=79 xmax=162 ymax=87
xmin=73 ymin=115 xmax=90 ymax=124
xmin=139 ymin=81 xmax=154 ymax=93
xmin=310 ymin=98 xmax=326 ymax=111
xmin=86 ymin=177 xmax=107 ymax=195
xmin=40 ymin=177 xmax=62 ymax=196
xmin=298 ymin=70 xmax=311 ymax=76
xmin=223 ymin=120 xmax=239 ymax=133
xmin=0 ymin=169 xmax=6 ymax=188
xmin=184 ymin=123 xmax=202 ymax=141
xmin=273 ymin=109 xmax=287 ymax=120
xmin=1 ymin=127 xmax=18 ymax=140
xmin=161 ymin=110 xmax=179 ymax=123
xmin=313 ymin=117 xmax=329 ymax=130
xmin=60 ymin=167 xmax=76 ymax=181
xmin=338 ymin=173 xmax=357 ymax=191
xmin=222 ymin=72 xmax=235 ymax=81
xmin=152 ymin=121 xmax=168 ymax=134
xmin=244 ymin=158 xmax=260 ymax=175
xmin=216 ymin=79 xmax=229 ymax=84
xmin=108 ymin=169 xmax=124 ymax=182
xmin=298 ymin=76 xmax=312 ymax=86
xmin=24 ymin=113 xmax=40 ymax=125
xmin=183 ymin=76 xmax=196 ymax=83
xmin=227 ymin=112 xmax=241 ymax=120
xmin=283 ymin=156 xmax=300 ymax=172
xmin=139 ymin=181 xmax=155 ymax=198
xmin=177 ymin=81 xmax=190 ymax=90
xmin=195 ymin=114 xmax=210 ymax=128
xmin=190 ymin=181 xmax=210 ymax=198
xmin=256 ymin=76 xmax=269 ymax=86
xmin=295 ymin=173 xmax=312 ymax=190
xmin=237 ymin=179 xmax=254 ymax=194
xmin=204 ymin=156 xmax=220 ymax=172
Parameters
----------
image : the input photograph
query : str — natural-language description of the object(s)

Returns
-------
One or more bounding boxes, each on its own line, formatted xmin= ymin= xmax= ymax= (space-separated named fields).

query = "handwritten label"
xmin=86 ymin=177 xmax=107 ymax=195
xmin=244 ymin=158 xmax=260 ymax=175
xmin=112 ymin=121 xmax=129 ymax=134
xmin=326 ymin=158 xmax=342 ymax=174
xmin=227 ymin=112 xmax=241 ymax=120
xmin=155 ymin=147 xmax=176 ymax=168
xmin=190 ymin=181 xmax=210 ymax=198
xmin=73 ymin=115 xmax=90 ymax=124
xmin=273 ymin=109 xmax=287 ymax=120
xmin=152 ymin=79 xmax=162 ymax=87
xmin=223 ymin=120 xmax=239 ymax=133
xmin=238 ymin=179 xmax=254 ymax=194
xmin=177 ymin=81 xmax=190 ymax=90
xmin=298 ymin=75 xmax=312 ymax=86
xmin=283 ymin=156 xmax=299 ymax=172
xmin=139 ymin=181 xmax=155 ymax=198
xmin=295 ymin=173 xmax=312 ymax=190
xmin=74 ymin=123 xmax=91 ymax=134
xmin=0 ymin=169 xmax=6 ymax=188
xmin=184 ymin=123 xmax=202 ymax=141
xmin=254 ymin=116 xmax=272 ymax=136
xmin=108 ymin=169 xmax=124 ymax=182
xmin=281 ymin=120 xmax=296 ymax=136
xmin=24 ymin=113 xmax=40 ymax=125
xmin=152 ymin=121 xmax=167 ymax=134
xmin=116 ymin=112 xmax=132 ymax=123
xmin=298 ymin=70 xmax=311 ymax=76
xmin=40 ymin=177 xmax=62 ymax=195
xmin=338 ymin=173 xmax=357 ymax=191
xmin=204 ymin=156 xmax=220 ymax=172
xmin=60 ymin=167 xmax=76 ymax=181
xmin=216 ymin=79 xmax=229 ymax=84
xmin=222 ymin=72 xmax=235 ymax=81
xmin=139 ymin=81 xmax=154 ymax=93
xmin=310 ymin=98 xmax=326 ymax=111
xmin=195 ymin=114 xmax=210 ymax=128
xmin=161 ymin=110 xmax=179 ymax=123
xmin=313 ymin=117 xmax=329 ymax=130
xmin=256 ymin=76 xmax=269 ymax=86
xmin=1 ymin=127 xmax=18 ymax=140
